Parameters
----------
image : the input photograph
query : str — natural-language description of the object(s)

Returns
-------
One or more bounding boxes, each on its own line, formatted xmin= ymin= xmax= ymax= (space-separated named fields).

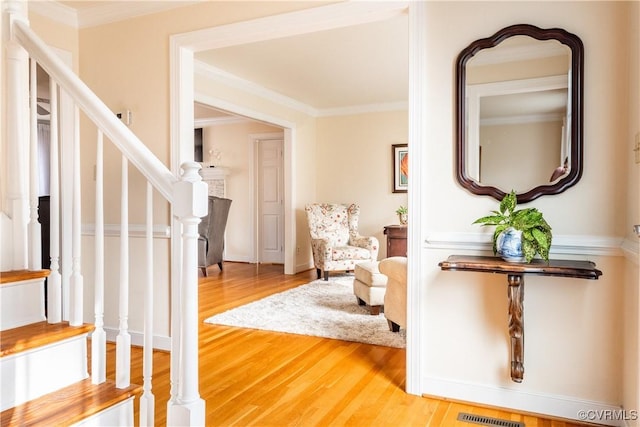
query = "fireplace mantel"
xmin=200 ymin=166 xmax=230 ymax=198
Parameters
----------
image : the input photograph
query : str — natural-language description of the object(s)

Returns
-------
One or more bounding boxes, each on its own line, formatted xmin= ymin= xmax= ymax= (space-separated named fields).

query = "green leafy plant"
xmin=472 ymin=191 xmax=552 ymax=262
xmin=395 ymin=206 xmax=408 ymax=215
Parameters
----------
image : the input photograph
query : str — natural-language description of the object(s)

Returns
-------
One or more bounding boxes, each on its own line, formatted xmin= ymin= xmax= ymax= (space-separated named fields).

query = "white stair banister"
xmin=140 ymin=181 xmax=155 ymax=426
xmin=116 ymin=155 xmax=131 ymax=389
xmin=28 ymin=57 xmax=41 ymax=271
xmin=12 ymin=20 xmax=177 ymax=202
xmin=47 ymin=78 xmax=62 ymax=324
xmin=92 ymin=129 xmax=106 ymax=384
xmin=5 ymin=2 xmax=29 ymax=271
xmin=69 ymin=104 xmax=83 ymax=327
xmin=167 ymin=162 xmax=207 ymax=426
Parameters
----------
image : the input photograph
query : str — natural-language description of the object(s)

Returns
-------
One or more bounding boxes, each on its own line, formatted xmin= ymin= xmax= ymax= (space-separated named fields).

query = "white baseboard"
xmin=423 ymin=376 xmax=627 ymax=426
xmin=102 ymin=328 xmax=171 ymax=351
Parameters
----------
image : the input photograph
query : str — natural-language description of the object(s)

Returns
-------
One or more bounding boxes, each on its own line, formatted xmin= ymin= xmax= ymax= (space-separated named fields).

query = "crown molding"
xmin=76 ymin=1 xmax=201 ymax=29
xmin=194 ymin=60 xmax=407 ymax=118
xmin=28 ymin=0 xmax=78 ymax=28
xmin=194 ymin=60 xmax=318 ymax=117
xmin=28 ymin=1 xmax=201 ymax=29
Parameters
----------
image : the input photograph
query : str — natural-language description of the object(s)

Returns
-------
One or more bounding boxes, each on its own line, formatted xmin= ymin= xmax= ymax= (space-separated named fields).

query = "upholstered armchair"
xmin=305 ymin=203 xmax=379 ymax=281
xmin=379 ymin=256 xmax=407 ymax=332
xmin=198 ymin=196 xmax=232 ymax=276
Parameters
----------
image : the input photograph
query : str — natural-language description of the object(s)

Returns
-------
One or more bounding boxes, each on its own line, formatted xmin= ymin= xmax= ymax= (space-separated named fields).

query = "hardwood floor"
xmin=116 ymin=262 xmax=596 ymax=426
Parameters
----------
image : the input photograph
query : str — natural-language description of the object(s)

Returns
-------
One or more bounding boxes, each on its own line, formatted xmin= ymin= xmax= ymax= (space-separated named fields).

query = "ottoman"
xmin=352 ymin=261 xmax=388 ymax=315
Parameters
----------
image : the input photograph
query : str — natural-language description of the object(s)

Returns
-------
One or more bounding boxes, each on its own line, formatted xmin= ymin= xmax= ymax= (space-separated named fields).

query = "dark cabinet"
xmin=383 ymin=225 xmax=407 ymax=258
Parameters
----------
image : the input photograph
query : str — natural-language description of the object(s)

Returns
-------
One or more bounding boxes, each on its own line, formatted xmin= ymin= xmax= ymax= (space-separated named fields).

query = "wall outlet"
xmin=635 ymin=132 xmax=640 ymax=164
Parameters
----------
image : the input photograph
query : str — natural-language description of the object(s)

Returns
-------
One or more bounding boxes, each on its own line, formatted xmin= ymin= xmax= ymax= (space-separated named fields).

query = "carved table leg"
xmin=507 ymin=274 xmax=524 ymax=383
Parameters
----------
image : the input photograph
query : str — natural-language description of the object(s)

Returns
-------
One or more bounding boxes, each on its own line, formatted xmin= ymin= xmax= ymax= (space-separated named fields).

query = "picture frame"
xmin=392 ymin=144 xmax=408 ymax=193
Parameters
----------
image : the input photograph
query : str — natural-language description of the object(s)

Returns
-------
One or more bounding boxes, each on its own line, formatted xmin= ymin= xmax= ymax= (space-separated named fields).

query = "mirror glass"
xmin=456 ymin=24 xmax=584 ymax=203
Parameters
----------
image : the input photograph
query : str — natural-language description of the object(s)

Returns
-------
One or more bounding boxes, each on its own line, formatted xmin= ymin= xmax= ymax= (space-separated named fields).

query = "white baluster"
xmin=92 ymin=130 xmax=106 ymax=384
xmin=69 ymin=104 xmax=83 ymax=326
xmin=28 ymin=58 xmax=41 ymax=271
xmin=116 ymin=155 xmax=131 ymax=388
xmin=140 ymin=181 xmax=155 ymax=426
xmin=167 ymin=162 xmax=206 ymax=426
xmin=47 ymin=79 xmax=62 ymax=324
xmin=5 ymin=11 xmax=29 ymax=270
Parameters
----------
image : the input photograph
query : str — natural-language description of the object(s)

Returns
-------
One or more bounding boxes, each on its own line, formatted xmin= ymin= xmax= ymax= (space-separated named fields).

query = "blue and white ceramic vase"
xmin=496 ymin=227 xmax=525 ymax=262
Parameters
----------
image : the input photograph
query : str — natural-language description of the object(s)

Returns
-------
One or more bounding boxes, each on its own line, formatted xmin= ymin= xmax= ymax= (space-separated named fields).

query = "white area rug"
xmin=204 ymin=275 xmax=406 ymax=348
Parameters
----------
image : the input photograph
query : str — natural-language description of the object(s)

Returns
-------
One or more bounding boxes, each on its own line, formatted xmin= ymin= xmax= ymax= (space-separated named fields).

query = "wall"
xmin=316 ymin=111 xmax=408 ymax=256
xmin=201 ymin=120 xmax=282 ymax=263
xmin=623 ymin=1 xmax=640 ymax=422
xmin=421 ymin=1 xmax=633 ymax=420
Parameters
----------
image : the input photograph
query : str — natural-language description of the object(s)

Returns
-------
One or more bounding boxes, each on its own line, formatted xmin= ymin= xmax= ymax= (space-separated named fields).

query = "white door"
xmin=258 ymin=139 xmax=284 ymax=264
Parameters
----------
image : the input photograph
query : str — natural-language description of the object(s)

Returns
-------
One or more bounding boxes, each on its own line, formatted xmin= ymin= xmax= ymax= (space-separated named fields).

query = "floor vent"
xmin=457 ymin=412 xmax=524 ymax=427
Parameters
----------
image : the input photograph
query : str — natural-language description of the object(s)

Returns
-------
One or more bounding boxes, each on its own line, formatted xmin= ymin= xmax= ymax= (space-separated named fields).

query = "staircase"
xmin=0 ymin=274 xmax=141 ymax=425
xmin=1 ymin=1 xmax=206 ymax=424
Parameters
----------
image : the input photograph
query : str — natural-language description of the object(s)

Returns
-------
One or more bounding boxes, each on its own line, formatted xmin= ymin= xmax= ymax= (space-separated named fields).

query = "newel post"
xmin=167 ymin=162 xmax=207 ymax=426
xmin=2 ymin=0 xmax=30 ymax=270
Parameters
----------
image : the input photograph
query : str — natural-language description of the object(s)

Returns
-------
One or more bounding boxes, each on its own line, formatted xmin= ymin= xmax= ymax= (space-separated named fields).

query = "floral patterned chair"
xmin=305 ymin=203 xmax=379 ymax=281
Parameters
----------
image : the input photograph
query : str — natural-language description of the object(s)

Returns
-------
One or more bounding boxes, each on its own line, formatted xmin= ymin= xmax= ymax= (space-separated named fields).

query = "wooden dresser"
xmin=383 ymin=225 xmax=407 ymax=257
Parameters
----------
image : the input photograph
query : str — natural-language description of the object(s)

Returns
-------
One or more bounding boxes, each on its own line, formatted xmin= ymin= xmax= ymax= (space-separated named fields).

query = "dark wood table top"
xmin=438 ymin=255 xmax=602 ymax=280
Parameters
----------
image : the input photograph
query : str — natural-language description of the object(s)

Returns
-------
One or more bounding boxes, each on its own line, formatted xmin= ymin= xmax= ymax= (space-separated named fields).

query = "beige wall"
xmin=201 ymin=120 xmax=282 ymax=263
xmin=623 ymin=0 xmax=640 ymax=417
xmin=421 ymin=0 xmax=633 ymax=414
xmin=316 ymin=111 xmax=408 ymax=255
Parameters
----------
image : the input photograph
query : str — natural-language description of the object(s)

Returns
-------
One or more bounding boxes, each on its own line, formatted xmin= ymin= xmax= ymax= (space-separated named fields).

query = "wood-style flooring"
xmin=114 ymin=262 xmax=597 ymax=426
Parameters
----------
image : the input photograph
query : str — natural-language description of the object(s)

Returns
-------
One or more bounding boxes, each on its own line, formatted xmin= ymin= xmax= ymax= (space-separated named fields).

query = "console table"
xmin=438 ymin=255 xmax=602 ymax=383
xmin=383 ymin=225 xmax=407 ymax=257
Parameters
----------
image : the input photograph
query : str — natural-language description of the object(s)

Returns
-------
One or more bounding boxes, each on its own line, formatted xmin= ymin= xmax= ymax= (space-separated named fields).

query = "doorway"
xmin=254 ymin=135 xmax=285 ymax=264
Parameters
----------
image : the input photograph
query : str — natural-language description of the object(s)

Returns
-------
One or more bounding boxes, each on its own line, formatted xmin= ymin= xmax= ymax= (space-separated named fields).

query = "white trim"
xmin=194 ymin=61 xmax=317 ymax=117
xmin=621 ymin=236 xmax=639 ymax=264
xmin=76 ymin=1 xmax=201 ymax=29
xmin=422 ymin=376 xmax=624 ymax=427
xmin=194 ymin=93 xmax=296 ymax=131
xmin=28 ymin=0 xmax=78 ymax=28
xmin=81 ymin=223 xmax=171 ymax=239
xmin=425 ymin=232 xmax=626 ymax=257
xmin=195 ymin=115 xmax=249 ymax=128
xmin=171 ymin=1 xmax=408 ymax=52
xmin=102 ymin=327 xmax=171 ymax=352
xmin=28 ymin=0 xmax=202 ymax=30
xmin=194 ymin=60 xmax=407 ymax=118
xmin=406 ymin=0 xmax=426 ymax=396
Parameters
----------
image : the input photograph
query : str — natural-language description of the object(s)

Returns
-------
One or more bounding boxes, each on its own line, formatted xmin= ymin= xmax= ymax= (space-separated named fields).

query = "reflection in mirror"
xmin=456 ymin=24 xmax=583 ymax=203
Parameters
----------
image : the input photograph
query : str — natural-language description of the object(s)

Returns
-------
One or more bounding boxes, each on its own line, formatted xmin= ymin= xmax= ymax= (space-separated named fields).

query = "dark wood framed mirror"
xmin=456 ymin=24 xmax=584 ymax=203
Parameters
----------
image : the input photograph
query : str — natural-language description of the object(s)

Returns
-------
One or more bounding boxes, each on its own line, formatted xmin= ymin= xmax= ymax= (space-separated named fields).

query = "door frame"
xmin=170 ymin=1 xmax=425 ymax=396
xmin=249 ymin=132 xmax=285 ymax=264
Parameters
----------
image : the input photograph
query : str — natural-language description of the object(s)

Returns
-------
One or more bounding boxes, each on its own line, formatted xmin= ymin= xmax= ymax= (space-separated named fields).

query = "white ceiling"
xmin=54 ymin=1 xmax=409 ymax=116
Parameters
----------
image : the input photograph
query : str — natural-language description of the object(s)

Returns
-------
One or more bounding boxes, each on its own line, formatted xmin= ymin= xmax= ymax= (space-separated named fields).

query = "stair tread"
xmin=0 ymin=270 xmax=50 ymax=284
xmin=0 ymin=321 xmax=94 ymax=357
xmin=0 ymin=378 xmax=142 ymax=426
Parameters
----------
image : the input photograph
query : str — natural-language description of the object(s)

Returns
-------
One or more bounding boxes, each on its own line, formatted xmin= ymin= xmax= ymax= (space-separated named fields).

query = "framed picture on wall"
xmin=392 ymin=144 xmax=408 ymax=193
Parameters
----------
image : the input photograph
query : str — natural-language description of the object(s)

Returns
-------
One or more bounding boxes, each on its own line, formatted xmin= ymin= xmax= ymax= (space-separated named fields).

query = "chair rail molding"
xmin=425 ymin=232 xmax=625 ymax=258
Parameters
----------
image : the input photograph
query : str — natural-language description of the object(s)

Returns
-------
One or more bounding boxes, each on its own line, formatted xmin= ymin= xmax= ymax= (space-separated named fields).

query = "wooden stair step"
xmin=0 ymin=379 xmax=142 ymax=426
xmin=0 ymin=321 xmax=94 ymax=357
xmin=0 ymin=270 xmax=50 ymax=285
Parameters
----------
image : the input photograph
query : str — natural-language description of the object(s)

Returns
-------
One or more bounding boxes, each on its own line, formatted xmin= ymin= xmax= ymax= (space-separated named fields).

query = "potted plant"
xmin=396 ymin=206 xmax=408 ymax=225
xmin=472 ymin=191 xmax=552 ymax=262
